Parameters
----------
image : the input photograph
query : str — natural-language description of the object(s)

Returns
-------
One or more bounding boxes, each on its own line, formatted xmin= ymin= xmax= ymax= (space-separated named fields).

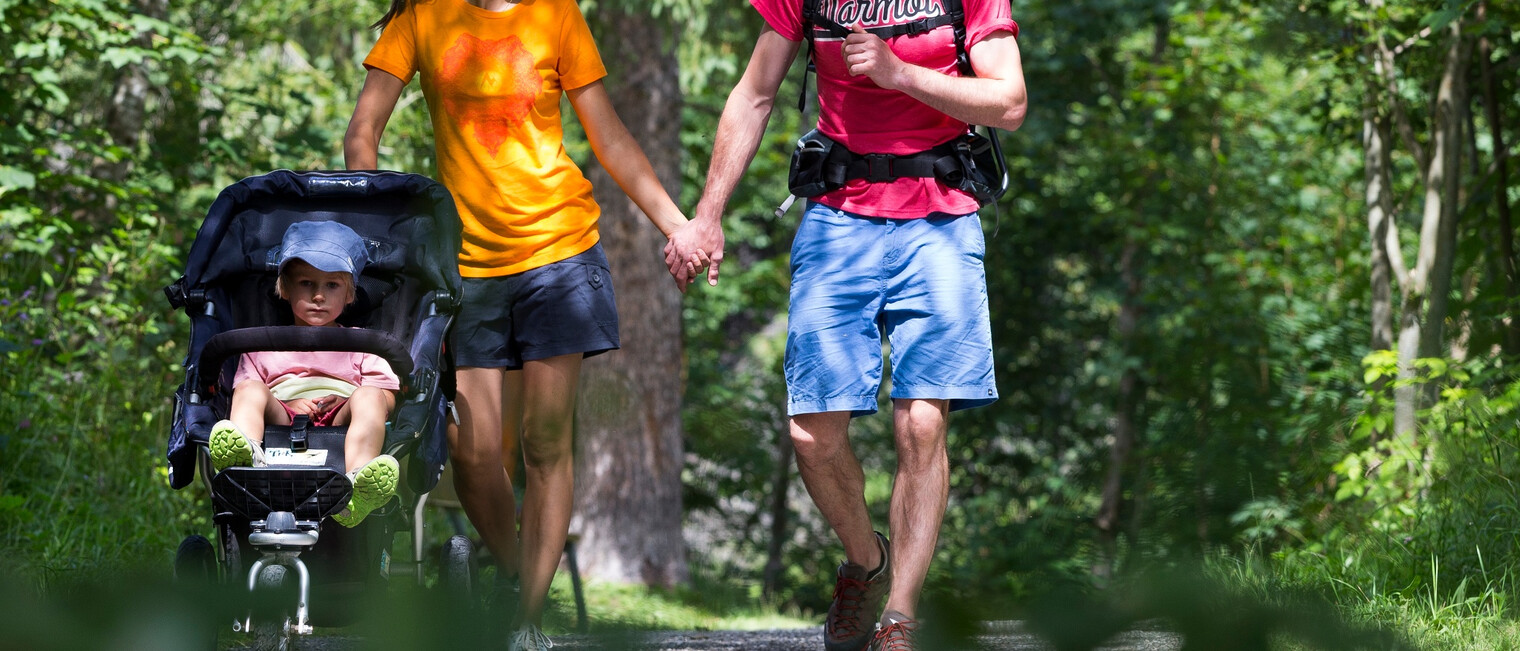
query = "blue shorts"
xmin=785 ymin=202 xmax=997 ymax=417
xmin=450 ymin=243 xmax=620 ymax=370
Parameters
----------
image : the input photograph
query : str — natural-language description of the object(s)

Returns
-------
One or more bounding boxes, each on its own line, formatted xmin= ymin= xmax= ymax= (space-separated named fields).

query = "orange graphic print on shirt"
xmin=437 ymin=33 xmax=543 ymax=157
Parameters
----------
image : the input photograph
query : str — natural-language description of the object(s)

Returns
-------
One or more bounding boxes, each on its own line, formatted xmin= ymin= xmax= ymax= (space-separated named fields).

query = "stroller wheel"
xmin=251 ymin=565 xmax=296 ymax=651
xmin=174 ymin=535 xmax=220 ymax=650
xmin=175 ymin=535 xmax=216 ymax=583
xmin=439 ymin=534 xmax=475 ymax=601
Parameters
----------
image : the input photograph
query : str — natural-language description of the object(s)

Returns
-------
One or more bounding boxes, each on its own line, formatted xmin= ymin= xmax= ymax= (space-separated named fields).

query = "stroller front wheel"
xmin=251 ymin=564 xmax=296 ymax=651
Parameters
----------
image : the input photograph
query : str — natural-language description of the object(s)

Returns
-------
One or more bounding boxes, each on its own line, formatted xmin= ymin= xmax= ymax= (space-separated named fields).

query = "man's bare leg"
xmin=791 ymin=411 xmax=883 ymax=571
xmin=883 ymin=398 xmax=949 ymax=618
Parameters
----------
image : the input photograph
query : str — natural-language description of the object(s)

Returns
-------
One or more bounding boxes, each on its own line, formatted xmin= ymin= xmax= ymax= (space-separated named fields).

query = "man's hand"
xmin=665 ymin=207 xmax=726 ymax=289
xmin=843 ymin=24 xmax=904 ymax=89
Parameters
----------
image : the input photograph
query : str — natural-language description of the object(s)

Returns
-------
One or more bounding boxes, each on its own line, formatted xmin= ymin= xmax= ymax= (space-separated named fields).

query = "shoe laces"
xmin=871 ymin=617 xmax=918 ymax=651
xmin=511 ymin=625 xmax=554 ymax=651
xmin=829 ymin=575 xmax=871 ymax=638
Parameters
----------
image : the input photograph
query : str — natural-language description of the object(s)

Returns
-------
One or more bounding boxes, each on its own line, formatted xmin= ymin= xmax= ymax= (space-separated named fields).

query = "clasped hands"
xmin=660 ymin=26 xmax=901 ymax=293
xmin=663 ymin=207 xmax=723 ymax=293
xmin=284 ymin=395 xmax=342 ymax=418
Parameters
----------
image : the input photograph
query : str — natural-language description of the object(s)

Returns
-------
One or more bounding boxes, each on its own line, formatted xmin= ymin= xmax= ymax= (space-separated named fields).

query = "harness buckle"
xmin=903 ymin=20 xmax=929 ymax=36
xmin=864 ymin=153 xmax=894 ymax=183
xmin=290 ymin=415 xmax=309 ymax=453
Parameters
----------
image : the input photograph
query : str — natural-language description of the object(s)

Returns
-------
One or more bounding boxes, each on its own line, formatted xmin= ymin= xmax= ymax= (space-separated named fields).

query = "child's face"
xmin=280 ymin=261 xmax=355 ymax=327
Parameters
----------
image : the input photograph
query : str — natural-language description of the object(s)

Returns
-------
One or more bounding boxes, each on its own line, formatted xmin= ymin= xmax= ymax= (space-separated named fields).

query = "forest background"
xmin=2 ymin=0 xmax=1519 ymax=647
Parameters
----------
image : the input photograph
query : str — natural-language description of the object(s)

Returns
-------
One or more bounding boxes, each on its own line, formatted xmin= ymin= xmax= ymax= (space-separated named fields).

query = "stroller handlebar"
xmin=193 ymin=326 xmax=416 ymax=396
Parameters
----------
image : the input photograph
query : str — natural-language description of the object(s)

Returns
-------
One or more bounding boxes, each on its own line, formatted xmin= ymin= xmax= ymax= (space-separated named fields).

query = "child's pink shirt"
xmin=233 ymin=346 xmax=401 ymax=392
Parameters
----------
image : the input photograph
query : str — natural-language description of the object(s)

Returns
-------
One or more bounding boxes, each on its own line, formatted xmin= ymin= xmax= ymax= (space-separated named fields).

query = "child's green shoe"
xmin=209 ymin=420 xmax=264 ymax=472
xmin=332 ymin=454 xmax=399 ymax=528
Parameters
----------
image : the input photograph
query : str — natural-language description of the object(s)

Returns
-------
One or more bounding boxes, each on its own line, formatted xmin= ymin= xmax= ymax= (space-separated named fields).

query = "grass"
xmin=415 ymin=505 xmax=816 ymax=636
xmin=1202 ymin=549 xmax=1520 ymax=651
xmin=542 ymin=574 xmax=816 ymax=634
xmin=0 ymin=351 xmax=206 ymax=591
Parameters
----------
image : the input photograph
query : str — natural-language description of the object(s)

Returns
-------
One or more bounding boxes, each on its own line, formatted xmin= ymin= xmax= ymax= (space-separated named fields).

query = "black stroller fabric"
xmin=165 ymin=170 xmax=462 ymax=493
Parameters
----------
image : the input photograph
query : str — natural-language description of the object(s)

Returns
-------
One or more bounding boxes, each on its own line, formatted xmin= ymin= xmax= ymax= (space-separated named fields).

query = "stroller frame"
xmin=166 ymin=170 xmax=469 ymax=643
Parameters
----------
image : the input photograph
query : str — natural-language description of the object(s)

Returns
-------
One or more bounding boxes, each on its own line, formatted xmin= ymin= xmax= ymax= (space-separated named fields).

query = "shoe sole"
xmin=333 ymin=455 xmax=398 ymax=527
xmin=209 ymin=422 xmax=253 ymax=471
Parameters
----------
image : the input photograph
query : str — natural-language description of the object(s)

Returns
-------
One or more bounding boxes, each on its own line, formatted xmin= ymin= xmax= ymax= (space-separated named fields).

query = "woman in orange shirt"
xmin=344 ymin=1 xmax=693 ymax=648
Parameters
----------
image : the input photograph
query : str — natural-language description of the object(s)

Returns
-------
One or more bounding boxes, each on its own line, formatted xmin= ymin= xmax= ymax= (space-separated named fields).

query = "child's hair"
xmin=273 ymin=221 xmax=368 ymax=303
xmin=274 ymin=262 xmax=356 ymax=302
xmin=372 ymin=0 xmax=411 ymax=31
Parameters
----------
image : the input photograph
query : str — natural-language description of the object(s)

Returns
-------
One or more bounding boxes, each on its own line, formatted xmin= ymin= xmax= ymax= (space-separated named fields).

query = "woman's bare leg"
xmin=515 ymin=353 xmax=581 ymax=626
xmin=452 ymin=367 xmax=522 ymax=582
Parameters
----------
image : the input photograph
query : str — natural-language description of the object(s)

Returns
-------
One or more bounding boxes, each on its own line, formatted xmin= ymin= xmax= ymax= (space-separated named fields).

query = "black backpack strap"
xmin=944 ymin=0 xmax=973 ymax=77
xmin=799 ymin=0 xmax=822 ymax=112
xmin=837 ymin=138 xmax=965 ymax=183
xmin=808 ymin=12 xmax=958 ymax=41
xmin=798 ymin=0 xmax=968 ymax=111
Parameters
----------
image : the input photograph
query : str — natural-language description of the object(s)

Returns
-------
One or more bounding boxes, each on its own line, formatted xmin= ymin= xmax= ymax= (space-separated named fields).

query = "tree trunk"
xmin=1095 ymin=16 xmax=1167 ymax=582
xmin=1394 ymin=18 xmax=1467 ymax=442
xmin=762 ymin=429 xmax=793 ymax=600
xmin=95 ymin=0 xmax=167 ymax=219
xmin=1095 ymin=238 xmax=1143 ymax=580
xmin=1364 ymin=103 xmax=1398 ymax=353
xmin=1476 ymin=0 xmax=1518 ymax=354
xmin=570 ymin=5 xmax=689 ymax=588
xmin=1415 ymin=20 xmax=1467 ymax=364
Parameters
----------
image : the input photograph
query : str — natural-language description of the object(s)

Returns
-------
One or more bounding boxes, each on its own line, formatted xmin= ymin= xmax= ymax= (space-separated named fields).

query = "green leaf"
xmin=1418 ymin=7 xmax=1461 ymax=31
xmin=0 ymin=494 xmax=26 ymax=514
xmin=101 ymin=47 xmax=147 ymax=69
xmin=0 ymin=165 xmax=36 ymax=198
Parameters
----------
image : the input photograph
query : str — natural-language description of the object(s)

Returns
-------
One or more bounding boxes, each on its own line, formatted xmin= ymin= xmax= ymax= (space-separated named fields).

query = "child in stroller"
xmin=209 ymin=220 xmax=402 ymax=528
xmin=166 ymin=170 xmax=469 ymax=645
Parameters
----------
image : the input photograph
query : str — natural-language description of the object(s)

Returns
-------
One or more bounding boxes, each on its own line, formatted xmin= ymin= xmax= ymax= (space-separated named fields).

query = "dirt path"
xmin=237 ymin=623 xmax=1182 ymax=650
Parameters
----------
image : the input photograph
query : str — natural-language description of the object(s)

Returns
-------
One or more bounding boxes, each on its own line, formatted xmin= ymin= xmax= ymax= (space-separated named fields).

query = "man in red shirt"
xmin=668 ymin=0 xmax=1026 ymax=648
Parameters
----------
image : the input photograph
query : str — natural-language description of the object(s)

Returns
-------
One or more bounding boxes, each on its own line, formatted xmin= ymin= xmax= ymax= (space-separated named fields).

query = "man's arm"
xmin=843 ymin=27 xmax=1026 ymax=131
xmin=665 ymin=26 xmax=802 ymax=287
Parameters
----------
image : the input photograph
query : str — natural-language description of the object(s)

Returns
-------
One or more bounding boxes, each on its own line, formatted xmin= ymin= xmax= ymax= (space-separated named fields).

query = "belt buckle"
xmin=864 ymin=153 xmax=893 ymax=183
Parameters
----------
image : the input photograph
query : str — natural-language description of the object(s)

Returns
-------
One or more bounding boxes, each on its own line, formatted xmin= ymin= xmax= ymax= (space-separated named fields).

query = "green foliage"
xmin=0 ymin=0 xmax=212 ymax=588
xmin=1307 ymin=354 xmax=1520 ymax=610
xmin=1 ymin=0 xmax=1518 ymax=644
xmin=0 ymin=0 xmax=429 ymax=589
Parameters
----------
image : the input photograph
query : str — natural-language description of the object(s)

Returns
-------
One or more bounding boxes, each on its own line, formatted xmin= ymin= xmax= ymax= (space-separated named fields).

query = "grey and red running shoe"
xmin=824 ymin=531 xmax=891 ymax=651
xmin=868 ymin=610 xmax=919 ymax=651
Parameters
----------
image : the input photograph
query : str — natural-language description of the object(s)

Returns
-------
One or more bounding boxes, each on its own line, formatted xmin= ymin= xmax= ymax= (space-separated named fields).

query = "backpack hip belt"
xmin=787 ymin=129 xmax=1002 ymax=205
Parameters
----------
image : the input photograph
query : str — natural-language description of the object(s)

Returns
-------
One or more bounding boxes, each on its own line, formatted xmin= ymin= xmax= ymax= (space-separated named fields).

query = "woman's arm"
xmin=566 ymin=81 xmax=689 ymax=237
xmin=344 ymin=69 xmax=408 ymax=169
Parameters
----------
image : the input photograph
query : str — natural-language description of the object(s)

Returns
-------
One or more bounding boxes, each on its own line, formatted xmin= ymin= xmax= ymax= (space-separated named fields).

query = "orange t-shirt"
xmin=363 ymin=0 xmax=608 ymax=276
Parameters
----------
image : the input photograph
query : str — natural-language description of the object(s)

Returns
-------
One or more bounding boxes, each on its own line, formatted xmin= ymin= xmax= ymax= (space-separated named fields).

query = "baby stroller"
xmin=163 ymin=170 xmax=473 ymax=647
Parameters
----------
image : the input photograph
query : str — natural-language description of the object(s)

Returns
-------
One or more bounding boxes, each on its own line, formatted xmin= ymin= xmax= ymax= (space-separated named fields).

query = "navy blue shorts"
xmin=450 ymin=243 xmax=620 ymax=370
xmin=785 ymin=202 xmax=997 ymax=416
